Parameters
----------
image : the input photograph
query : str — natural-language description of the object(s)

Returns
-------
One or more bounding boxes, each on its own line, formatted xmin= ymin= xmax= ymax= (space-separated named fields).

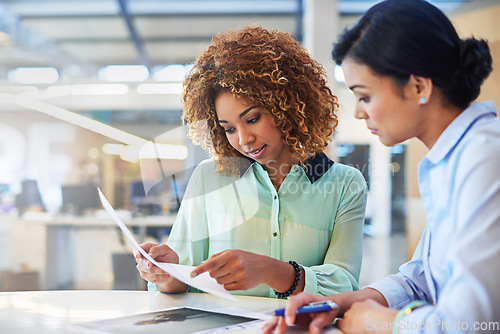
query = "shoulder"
xmin=319 ymin=162 xmax=367 ymax=197
xmin=188 ymin=159 xmax=220 ymax=183
xmin=458 ymin=102 xmax=500 ymax=153
xmin=328 ymin=162 xmax=366 ymax=183
xmin=450 ymin=117 xmax=500 ymax=189
xmin=191 ymin=158 xmax=242 ymax=185
xmin=192 ymin=158 xmax=227 ymax=174
xmin=197 ymin=158 xmax=217 ymax=168
xmin=456 ymin=116 xmax=500 ymax=162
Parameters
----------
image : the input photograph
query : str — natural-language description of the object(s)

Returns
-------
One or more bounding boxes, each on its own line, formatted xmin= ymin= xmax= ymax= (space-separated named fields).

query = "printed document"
xmin=97 ymin=188 xmax=237 ymax=301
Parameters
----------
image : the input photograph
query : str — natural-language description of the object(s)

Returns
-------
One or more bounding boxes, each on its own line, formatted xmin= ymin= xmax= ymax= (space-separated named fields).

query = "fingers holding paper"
xmin=134 ymin=242 xmax=175 ymax=281
xmin=133 ymin=242 xmax=179 ymax=263
xmin=134 ymin=242 xmax=188 ymax=293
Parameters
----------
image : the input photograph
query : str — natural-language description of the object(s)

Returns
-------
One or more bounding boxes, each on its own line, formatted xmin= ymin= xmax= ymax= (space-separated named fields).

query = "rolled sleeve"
xmin=303 ymin=169 xmax=367 ymax=296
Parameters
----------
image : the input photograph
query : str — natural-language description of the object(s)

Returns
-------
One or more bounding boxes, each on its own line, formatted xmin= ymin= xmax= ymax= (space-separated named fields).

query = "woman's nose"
xmin=354 ymin=105 xmax=368 ymax=120
xmin=238 ymin=128 xmax=255 ymax=146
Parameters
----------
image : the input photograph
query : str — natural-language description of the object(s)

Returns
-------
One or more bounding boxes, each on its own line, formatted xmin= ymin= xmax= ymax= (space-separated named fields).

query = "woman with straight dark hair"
xmin=263 ymin=0 xmax=499 ymax=333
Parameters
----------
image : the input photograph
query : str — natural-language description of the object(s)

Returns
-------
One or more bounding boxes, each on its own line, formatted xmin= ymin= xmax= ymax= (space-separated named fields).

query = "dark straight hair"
xmin=332 ymin=0 xmax=492 ymax=109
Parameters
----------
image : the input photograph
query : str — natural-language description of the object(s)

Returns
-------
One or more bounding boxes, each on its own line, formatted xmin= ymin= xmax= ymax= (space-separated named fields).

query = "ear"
xmin=407 ymin=75 xmax=433 ymax=105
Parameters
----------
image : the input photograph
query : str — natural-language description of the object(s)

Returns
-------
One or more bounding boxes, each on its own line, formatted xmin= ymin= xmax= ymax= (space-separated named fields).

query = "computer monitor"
xmin=61 ymin=184 xmax=101 ymax=215
xmin=15 ymin=179 xmax=45 ymax=215
xmin=129 ymin=180 xmax=162 ymax=216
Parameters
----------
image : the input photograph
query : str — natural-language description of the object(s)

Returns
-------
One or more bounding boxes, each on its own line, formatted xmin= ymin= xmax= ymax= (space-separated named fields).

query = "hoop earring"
xmin=419 ymin=96 xmax=427 ymax=104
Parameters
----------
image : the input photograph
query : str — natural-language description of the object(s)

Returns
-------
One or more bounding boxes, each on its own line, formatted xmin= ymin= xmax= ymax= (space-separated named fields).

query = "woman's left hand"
xmin=337 ymin=299 xmax=397 ymax=334
xmin=190 ymin=249 xmax=271 ymax=291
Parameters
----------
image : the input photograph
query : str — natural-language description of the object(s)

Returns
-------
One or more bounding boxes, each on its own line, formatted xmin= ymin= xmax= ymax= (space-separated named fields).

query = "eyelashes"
xmin=222 ymin=115 xmax=261 ymax=134
xmin=248 ymin=116 xmax=259 ymax=124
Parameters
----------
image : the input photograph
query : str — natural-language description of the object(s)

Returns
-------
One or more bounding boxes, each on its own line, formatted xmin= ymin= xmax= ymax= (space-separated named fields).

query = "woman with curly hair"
xmin=134 ymin=25 xmax=367 ymax=298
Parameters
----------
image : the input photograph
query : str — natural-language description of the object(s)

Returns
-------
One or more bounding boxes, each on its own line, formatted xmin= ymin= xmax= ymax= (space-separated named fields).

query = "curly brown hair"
xmin=182 ymin=25 xmax=339 ymax=174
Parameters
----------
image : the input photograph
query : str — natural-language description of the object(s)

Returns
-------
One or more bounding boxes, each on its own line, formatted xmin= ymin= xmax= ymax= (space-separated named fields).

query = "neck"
xmin=419 ymin=102 xmax=464 ymax=149
xmin=263 ymin=160 xmax=294 ymax=191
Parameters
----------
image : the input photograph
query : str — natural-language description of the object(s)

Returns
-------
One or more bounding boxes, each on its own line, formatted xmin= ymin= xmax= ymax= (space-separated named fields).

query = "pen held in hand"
xmin=274 ymin=301 xmax=338 ymax=317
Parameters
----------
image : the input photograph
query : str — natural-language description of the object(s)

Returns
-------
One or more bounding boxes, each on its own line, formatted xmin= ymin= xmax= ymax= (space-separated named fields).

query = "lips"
xmin=247 ymin=145 xmax=266 ymax=158
xmin=368 ymin=128 xmax=378 ymax=134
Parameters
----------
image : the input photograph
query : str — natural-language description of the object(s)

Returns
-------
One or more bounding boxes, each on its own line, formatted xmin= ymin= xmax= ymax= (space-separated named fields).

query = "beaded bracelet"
xmin=274 ymin=261 xmax=301 ymax=299
xmin=392 ymin=300 xmax=428 ymax=334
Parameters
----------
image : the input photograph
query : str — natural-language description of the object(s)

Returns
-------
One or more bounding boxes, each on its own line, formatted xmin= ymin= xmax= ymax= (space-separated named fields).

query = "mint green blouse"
xmin=151 ymin=153 xmax=367 ymax=298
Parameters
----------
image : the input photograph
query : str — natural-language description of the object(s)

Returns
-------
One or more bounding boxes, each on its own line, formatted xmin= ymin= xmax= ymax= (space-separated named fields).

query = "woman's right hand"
xmin=133 ymin=242 xmax=187 ymax=292
xmin=262 ymin=293 xmax=340 ymax=334
xmin=261 ymin=289 xmax=388 ymax=334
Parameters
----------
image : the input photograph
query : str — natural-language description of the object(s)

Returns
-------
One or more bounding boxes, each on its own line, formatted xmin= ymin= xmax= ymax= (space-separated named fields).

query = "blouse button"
xmin=274 ymin=195 xmax=277 ymax=200
xmin=273 ymin=232 xmax=278 ymax=238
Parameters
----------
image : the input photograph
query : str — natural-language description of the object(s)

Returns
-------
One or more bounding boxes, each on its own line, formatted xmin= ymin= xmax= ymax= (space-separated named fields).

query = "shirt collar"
xmin=241 ymin=152 xmax=335 ymax=184
xmin=425 ymin=101 xmax=497 ymax=165
xmin=301 ymin=152 xmax=335 ymax=184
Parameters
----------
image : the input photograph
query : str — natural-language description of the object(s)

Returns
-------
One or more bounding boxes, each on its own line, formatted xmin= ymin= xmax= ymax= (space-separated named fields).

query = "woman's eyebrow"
xmin=239 ymin=106 xmax=257 ymax=118
xmin=349 ymin=84 xmax=365 ymax=91
xmin=218 ymin=106 xmax=257 ymax=123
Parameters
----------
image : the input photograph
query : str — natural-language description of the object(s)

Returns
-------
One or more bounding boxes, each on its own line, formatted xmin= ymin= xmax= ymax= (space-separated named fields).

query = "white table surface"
xmin=0 ymin=290 xmax=342 ymax=333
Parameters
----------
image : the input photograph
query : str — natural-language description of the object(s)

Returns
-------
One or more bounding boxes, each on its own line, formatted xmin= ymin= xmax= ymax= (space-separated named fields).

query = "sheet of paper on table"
xmin=97 ymin=188 xmax=237 ymax=301
xmin=72 ymin=306 xmax=266 ymax=334
xmin=72 ymin=305 xmax=341 ymax=334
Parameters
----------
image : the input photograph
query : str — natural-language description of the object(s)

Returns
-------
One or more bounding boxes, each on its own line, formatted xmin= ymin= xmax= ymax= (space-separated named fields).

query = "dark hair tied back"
xmin=333 ymin=0 xmax=493 ymax=110
xmin=453 ymin=38 xmax=493 ymax=107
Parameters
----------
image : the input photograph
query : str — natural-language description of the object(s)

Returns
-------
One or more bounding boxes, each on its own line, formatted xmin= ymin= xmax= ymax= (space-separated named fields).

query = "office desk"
xmin=0 ymin=290 xmax=342 ymax=333
xmin=2 ymin=215 xmax=175 ymax=290
xmin=43 ymin=214 xmax=176 ymax=242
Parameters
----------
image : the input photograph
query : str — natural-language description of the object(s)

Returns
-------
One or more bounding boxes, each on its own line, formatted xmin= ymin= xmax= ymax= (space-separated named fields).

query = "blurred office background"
xmin=0 ymin=0 xmax=498 ymax=291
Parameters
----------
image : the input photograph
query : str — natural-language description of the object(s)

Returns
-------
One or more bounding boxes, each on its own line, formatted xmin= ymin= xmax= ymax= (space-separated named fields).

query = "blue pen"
xmin=274 ymin=300 xmax=338 ymax=317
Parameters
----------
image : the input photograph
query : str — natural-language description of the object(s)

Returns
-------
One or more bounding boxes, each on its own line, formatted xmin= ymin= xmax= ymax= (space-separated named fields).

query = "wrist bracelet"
xmin=392 ymin=300 xmax=428 ymax=334
xmin=274 ymin=260 xmax=301 ymax=299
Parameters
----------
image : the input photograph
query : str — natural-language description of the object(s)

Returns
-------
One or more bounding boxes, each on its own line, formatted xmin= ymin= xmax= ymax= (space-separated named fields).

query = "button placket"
xmin=270 ymin=191 xmax=280 ymax=258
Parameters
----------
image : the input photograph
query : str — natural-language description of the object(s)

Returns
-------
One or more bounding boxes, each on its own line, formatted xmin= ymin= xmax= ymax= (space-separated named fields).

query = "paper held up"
xmin=97 ymin=188 xmax=237 ymax=301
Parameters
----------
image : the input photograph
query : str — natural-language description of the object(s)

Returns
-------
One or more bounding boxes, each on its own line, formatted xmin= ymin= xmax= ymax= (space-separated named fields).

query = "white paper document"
xmin=97 ymin=188 xmax=237 ymax=301
xmin=72 ymin=306 xmax=267 ymax=334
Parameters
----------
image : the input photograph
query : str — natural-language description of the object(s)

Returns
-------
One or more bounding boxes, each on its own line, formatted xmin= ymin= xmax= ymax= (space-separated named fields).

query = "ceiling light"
xmin=71 ymin=84 xmax=129 ymax=95
xmin=137 ymin=83 xmax=182 ymax=95
xmin=8 ymin=67 xmax=59 ymax=84
xmin=44 ymin=84 xmax=129 ymax=97
xmin=98 ymin=65 xmax=149 ymax=82
xmin=153 ymin=64 xmax=187 ymax=82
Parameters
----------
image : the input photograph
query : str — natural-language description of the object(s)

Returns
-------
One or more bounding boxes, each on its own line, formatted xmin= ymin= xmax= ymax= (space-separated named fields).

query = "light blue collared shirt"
xmin=150 ymin=153 xmax=367 ymax=298
xmin=369 ymin=102 xmax=500 ymax=333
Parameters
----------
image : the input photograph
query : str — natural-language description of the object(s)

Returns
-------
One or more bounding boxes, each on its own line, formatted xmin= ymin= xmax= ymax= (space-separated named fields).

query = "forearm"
xmin=332 ymin=288 xmax=388 ymax=317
